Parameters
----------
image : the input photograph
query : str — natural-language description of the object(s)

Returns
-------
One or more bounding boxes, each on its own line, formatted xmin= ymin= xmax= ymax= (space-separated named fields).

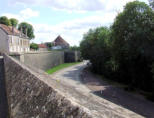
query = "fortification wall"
xmin=3 ymin=54 xmax=91 ymax=118
xmin=23 ymin=51 xmax=64 ymax=71
xmin=10 ymin=51 xmax=80 ymax=71
xmin=10 ymin=51 xmax=64 ymax=71
xmin=64 ymin=51 xmax=81 ymax=63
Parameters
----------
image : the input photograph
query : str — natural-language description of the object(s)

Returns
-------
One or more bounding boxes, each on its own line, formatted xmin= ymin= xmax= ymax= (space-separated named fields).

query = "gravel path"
xmin=48 ymin=62 xmax=152 ymax=118
xmin=81 ymin=67 xmax=154 ymax=118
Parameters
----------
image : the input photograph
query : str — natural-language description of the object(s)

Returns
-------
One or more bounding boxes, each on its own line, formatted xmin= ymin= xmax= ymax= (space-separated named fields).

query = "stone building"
xmin=0 ymin=24 xmax=30 ymax=53
xmin=52 ymin=35 xmax=69 ymax=50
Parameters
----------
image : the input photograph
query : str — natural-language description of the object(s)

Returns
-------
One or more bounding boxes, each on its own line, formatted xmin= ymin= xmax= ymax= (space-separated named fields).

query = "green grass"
xmin=46 ymin=62 xmax=81 ymax=74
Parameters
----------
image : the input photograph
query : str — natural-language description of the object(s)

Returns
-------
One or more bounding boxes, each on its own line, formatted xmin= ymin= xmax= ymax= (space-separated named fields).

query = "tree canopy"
xmin=80 ymin=27 xmax=111 ymax=73
xmin=149 ymin=0 xmax=154 ymax=9
xmin=45 ymin=42 xmax=53 ymax=48
xmin=70 ymin=46 xmax=80 ymax=51
xmin=9 ymin=18 xmax=18 ymax=27
xmin=0 ymin=16 xmax=35 ymax=40
xmin=18 ymin=22 xmax=35 ymax=39
xmin=30 ymin=43 xmax=38 ymax=50
xmin=80 ymin=1 xmax=154 ymax=100
xmin=0 ymin=16 xmax=11 ymax=26
xmin=111 ymin=1 xmax=154 ymax=90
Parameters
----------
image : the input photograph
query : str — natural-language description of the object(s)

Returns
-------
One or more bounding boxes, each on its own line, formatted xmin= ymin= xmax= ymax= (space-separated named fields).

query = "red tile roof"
xmin=38 ymin=44 xmax=47 ymax=48
xmin=0 ymin=24 xmax=27 ymax=38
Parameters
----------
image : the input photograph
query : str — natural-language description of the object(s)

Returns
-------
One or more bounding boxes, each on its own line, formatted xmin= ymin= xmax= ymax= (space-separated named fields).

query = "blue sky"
xmin=0 ymin=0 xmax=148 ymax=46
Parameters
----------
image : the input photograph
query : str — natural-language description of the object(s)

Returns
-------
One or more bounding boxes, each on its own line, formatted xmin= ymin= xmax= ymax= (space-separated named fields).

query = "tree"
xmin=9 ymin=18 xmax=18 ymax=27
xmin=45 ymin=42 xmax=53 ymax=49
xmin=80 ymin=27 xmax=111 ymax=74
xmin=111 ymin=1 xmax=154 ymax=90
xmin=18 ymin=22 xmax=35 ymax=39
xmin=30 ymin=43 xmax=38 ymax=50
xmin=70 ymin=46 xmax=80 ymax=51
xmin=0 ymin=16 xmax=11 ymax=26
xmin=149 ymin=0 xmax=154 ymax=9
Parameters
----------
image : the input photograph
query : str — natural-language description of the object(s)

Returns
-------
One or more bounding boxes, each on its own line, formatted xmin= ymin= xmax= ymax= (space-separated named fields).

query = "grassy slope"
xmin=46 ymin=62 xmax=80 ymax=74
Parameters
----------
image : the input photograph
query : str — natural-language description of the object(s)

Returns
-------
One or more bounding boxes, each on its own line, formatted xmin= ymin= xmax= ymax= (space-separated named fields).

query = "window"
xmin=10 ymin=39 xmax=12 ymax=44
xmin=18 ymin=39 xmax=20 ymax=45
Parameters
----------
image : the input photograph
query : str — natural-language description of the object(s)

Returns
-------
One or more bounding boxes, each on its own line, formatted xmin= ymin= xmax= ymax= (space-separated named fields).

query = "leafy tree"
xmin=18 ymin=22 xmax=35 ymax=39
xmin=111 ymin=1 xmax=154 ymax=90
xmin=149 ymin=0 xmax=154 ymax=9
xmin=30 ymin=43 xmax=38 ymax=50
xmin=0 ymin=16 xmax=11 ymax=26
xmin=45 ymin=42 xmax=53 ymax=48
xmin=80 ymin=27 xmax=111 ymax=74
xmin=80 ymin=1 xmax=154 ymax=100
xmin=70 ymin=46 xmax=80 ymax=51
xmin=9 ymin=18 xmax=18 ymax=27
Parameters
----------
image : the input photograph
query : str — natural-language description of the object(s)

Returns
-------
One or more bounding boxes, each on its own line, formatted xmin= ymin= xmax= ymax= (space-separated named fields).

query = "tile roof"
xmin=0 ymin=24 xmax=27 ymax=38
xmin=38 ymin=44 xmax=47 ymax=48
xmin=53 ymin=35 xmax=69 ymax=46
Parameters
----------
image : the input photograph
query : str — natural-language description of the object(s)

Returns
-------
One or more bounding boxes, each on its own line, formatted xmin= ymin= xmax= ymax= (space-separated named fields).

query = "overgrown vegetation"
xmin=80 ymin=1 xmax=154 ymax=100
xmin=46 ymin=62 xmax=80 ymax=74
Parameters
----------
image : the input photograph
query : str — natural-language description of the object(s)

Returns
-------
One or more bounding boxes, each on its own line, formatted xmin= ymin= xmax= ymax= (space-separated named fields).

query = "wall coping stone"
xmin=3 ymin=53 xmax=92 ymax=118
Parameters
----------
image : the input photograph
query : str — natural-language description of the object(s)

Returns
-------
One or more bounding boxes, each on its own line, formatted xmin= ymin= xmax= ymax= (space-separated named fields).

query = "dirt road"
xmin=48 ymin=62 xmax=154 ymax=118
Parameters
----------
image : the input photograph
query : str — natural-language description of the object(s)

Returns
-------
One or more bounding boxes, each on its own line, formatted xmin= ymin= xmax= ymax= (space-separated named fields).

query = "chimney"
xmin=20 ymin=27 xmax=22 ymax=37
xmin=12 ymin=26 xmax=14 ymax=35
xmin=25 ymin=28 xmax=27 ymax=38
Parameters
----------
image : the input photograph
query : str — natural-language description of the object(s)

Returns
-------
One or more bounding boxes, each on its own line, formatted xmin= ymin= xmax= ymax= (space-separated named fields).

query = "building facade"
xmin=0 ymin=24 xmax=30 ymax=53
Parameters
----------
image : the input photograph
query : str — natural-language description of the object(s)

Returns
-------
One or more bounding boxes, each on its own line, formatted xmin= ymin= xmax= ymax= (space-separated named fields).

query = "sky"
xmin=0 ymin=0 xmax=149 ymax=46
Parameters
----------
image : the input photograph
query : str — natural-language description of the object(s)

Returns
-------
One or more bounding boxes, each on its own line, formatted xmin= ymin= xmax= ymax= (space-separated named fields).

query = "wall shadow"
xmin=61 ymin=64 xmax=86 ymax=83
xmin=86 ymin=72 xmax=154 ymax=118
xmin=0 ymin=57 xmax=9 ymax=118
xmin=61 ymin=65 xmax=154 ymax=118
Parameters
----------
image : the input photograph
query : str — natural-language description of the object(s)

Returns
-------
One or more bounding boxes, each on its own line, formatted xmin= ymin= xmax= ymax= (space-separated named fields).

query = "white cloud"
xmin=2 ymin=8 xmax=39 ymax=22
xmin=20 ymin=8 xmax=39 ymax=19
xmin=1 ymin=13 xmax=23 ymax=21
xmin=10 ymin=0 xmax=148 ymax=12
xmin=32 ymin=12 xmax=117 ymax=46
xmin=5 ymin=0 xmax=149 ymax=46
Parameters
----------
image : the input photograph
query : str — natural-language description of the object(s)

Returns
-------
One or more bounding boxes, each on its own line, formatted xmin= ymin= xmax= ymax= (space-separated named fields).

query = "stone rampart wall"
xmin=3 ymin=54 xmax=91 ymax=118
xmin=10 ymin=51 xmax=80 ymax=71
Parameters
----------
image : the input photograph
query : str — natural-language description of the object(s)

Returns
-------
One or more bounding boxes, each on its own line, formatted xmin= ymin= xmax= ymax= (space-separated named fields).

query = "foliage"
xmin=111 ymin=1 xmax=154 ymax=90
xmin=70 ymin=46 xmax=80 ymax=51
xmin=152 ymin=63 xmax=154 ymax=78
xmin=46 ymin=62 xmax=80 ymax=74
xmin=30 ymin=43 xmax=38 ymax=50
xmin=9 ymin=18 xmax=18 ymax=27
xmin=45 ymin=42 xmax=53 ymax=48
xmin=0 ymin=16 xmax=11 ymax=26
xmin=0 ymin=16 xmax=35 ymax=40
xmin=80 ymin=27 xmax=111 ymax=74
xmin=149 ymin=0 xmax=154 ymax=9
xmin=18 ymin=22 xmax=35 ymax=39
xmin=80 ymin=1 xmax=154 ymax=99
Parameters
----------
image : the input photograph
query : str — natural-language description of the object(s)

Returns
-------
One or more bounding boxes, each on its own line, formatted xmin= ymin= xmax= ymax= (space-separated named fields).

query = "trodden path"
xmin=50 ymin=62 xmax=154 ymax=118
